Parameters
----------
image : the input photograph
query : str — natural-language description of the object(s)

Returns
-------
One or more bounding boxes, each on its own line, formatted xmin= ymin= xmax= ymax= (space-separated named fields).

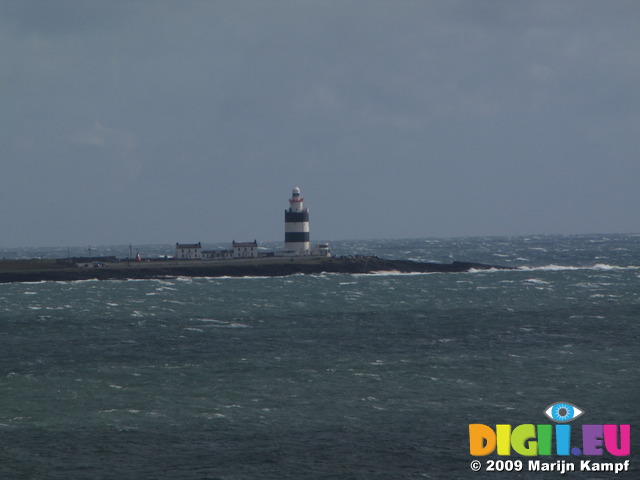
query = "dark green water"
xmin=1 ymin=235 xmax=639 ymax=478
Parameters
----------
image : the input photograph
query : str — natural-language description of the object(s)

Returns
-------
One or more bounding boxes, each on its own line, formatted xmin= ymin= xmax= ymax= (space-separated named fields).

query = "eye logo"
xmin=544 ymin=402 xmax=584 ymax=423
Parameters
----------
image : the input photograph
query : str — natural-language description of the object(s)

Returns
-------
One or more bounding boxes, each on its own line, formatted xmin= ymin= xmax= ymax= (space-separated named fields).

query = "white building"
xmin=175 ymin=242 xmax=202 ymax=259
xmin=316 ymin=243 xmax=331 ymax=257
xmin=233 ymin=240 xmax=258 ymax=258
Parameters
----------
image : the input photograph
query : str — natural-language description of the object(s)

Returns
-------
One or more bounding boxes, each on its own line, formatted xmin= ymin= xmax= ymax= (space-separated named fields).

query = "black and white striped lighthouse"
xmin=284 ymin=187 xmax=310 ymax=253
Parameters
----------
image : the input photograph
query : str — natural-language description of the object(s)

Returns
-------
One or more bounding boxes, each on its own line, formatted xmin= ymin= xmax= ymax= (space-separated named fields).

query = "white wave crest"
xmin=191 ymin=318 xmax=249 ymax=328
xmin=518 ymin=264 xmax=640 ymax=272
xmin=467 ymin=268 xmax=503 ymax=274
xmin=523 ymin=278 xmax=551 ymax=285
xmin=353 ymin=270 xmax=435 ymax=277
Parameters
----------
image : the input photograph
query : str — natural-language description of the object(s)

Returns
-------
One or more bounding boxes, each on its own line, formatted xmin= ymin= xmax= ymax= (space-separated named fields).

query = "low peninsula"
xmin=0 ymin=256 xmax=510 ymax=284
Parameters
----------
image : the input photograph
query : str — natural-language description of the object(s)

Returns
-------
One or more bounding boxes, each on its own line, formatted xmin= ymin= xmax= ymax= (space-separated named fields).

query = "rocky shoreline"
xmin=0 ymin=256 xmax=512 ymax=283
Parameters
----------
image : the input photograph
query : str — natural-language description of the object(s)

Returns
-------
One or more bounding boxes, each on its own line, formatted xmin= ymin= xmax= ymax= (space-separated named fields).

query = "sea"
xmin=1 ymin=234 xmax=639 ymax=479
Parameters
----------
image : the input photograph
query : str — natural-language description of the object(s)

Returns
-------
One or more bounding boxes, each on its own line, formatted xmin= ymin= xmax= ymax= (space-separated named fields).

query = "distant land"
xmin=0 ymin=256 xmax=511 ymax=284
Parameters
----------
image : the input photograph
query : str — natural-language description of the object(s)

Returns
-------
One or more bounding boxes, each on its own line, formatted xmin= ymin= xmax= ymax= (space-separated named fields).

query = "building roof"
xmin=232 ymin=240 xmax=257 ymax=247
xmin=176 ymin=242 xmax=202 ymax=248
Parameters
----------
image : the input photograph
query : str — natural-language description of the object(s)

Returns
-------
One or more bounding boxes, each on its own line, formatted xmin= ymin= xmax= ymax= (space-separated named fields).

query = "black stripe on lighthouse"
xmin=285 ymin=232 xmax=310 ymax=242
xmin=285 ymin=211 xmax=310 ymax=222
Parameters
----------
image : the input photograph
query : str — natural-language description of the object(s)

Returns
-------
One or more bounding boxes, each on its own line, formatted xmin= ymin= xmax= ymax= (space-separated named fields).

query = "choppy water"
xmin=1 ymin=235 xmax=639 ymax=479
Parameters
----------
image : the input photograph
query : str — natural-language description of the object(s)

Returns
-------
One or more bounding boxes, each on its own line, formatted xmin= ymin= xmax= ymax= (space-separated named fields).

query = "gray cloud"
xmin=1 ymin=0 xmax=638 ymax=247
xmin=68 ymin=121 xmax=137 ymax=150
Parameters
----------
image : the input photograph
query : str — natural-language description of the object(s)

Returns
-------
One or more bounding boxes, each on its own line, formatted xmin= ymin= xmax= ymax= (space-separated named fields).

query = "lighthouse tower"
xmin=284 ymin=187 xmax=310 ymax=253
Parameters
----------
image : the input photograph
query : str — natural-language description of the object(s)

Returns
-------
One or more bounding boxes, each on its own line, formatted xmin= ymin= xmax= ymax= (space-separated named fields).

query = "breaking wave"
xmin=517 ymin=263 xmax=640 ymax=272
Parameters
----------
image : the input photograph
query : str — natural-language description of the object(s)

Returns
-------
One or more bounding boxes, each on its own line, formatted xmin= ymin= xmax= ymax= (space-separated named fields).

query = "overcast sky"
xmin=1 ymin=0 xmax=638 ymax=248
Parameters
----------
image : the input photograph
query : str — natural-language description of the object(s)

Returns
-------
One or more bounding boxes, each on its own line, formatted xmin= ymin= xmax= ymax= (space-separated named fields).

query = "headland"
xmin=0 ymin=256 xmax=511 ymax=284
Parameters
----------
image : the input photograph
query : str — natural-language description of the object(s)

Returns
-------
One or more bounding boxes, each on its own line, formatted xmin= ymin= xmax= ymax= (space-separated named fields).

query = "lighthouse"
xmin=284 ymin=187 xmax=310 ymax=253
